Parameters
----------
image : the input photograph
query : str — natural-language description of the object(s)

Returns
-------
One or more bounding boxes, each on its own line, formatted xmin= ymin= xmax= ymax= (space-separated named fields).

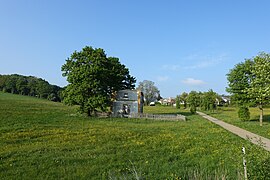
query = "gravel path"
xmin=197 ymin=111 xmax=270 ymax=152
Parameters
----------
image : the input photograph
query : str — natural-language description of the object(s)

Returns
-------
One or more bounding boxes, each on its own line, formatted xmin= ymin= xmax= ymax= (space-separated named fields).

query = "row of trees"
xmin=0 ymin=74 xmax=63 ymax=101
xmin=176 ymin=90 xmax=223 ymax=114
xmin=227 ymin=52 xmax=270 ymax=126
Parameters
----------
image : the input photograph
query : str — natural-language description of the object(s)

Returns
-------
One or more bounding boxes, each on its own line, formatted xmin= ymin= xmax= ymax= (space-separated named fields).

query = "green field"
xmin=204 ymin=107 xmax=270 ymax=140
xmin=1 ymin=92 xmax=270 ymax=179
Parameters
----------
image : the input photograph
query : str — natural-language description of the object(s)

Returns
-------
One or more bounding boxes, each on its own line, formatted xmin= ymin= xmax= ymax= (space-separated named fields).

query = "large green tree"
xmin=61 ymin=46 xmax=136 ymax=116
xmin=227 ymin=60 xmax=253 ymax=106
xmin=247 ymin=52 xmax=270 ymax=126
xmin=227 ymin=52 xmax=270 ymax=126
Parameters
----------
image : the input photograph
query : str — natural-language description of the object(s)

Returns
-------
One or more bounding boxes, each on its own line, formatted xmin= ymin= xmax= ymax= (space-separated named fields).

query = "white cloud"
xmin=185 ymin=61 xmax=216 ymax=69
xmin=157 ymin=76 xmax=169 ymax=82
xmin=181 ymin=78 xmax=206 ymax=86
xmin=161 ymin=53 xmax=228 ymax=71
xmin=162 ymin=64 xmax=180 ymax=71
xmin=184 ymin=53 xmax=228 ymax=70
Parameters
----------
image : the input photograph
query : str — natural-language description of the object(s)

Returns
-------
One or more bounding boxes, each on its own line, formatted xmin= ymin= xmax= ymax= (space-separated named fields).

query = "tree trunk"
xmin=93 ymin=110 xmax=98 ymax=117
xmin=87 ymin=109 xmax=91 ymax=117
xmin=259 ymin=104 xmax=263 ymax=127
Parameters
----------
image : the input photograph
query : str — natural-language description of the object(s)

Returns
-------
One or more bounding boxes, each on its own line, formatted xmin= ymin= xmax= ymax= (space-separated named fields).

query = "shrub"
xmin=238 ymin=106 xmax=250 ymax=121
xmin=176 ymin=101 xmax=180 ymax=109
xmin=175 ymin=96 xmax=181 ymax=109
xmin=190 ymin=105 xmax=196 ymax=114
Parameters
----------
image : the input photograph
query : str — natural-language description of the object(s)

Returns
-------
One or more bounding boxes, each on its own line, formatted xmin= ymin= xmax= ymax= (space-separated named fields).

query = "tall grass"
xmin=0 ymin=92 xmax=270 ymax=179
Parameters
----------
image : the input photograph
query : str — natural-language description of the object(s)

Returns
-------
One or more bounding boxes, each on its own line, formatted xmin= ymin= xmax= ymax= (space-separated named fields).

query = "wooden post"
xmin=137 ymin=91 xmax=144 ymax=114
xmin=242 ymin=147 xmax=248 ymax=180
xmin=259 ymin=104 xmax=263 ymax=127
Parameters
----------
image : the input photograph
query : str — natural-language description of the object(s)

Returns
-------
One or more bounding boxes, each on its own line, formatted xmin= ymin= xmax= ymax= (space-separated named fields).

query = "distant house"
xmin=216 ymin=96 xmax=231 ymax=106
xmin=159 ymin=97 xmax=176 ymax=106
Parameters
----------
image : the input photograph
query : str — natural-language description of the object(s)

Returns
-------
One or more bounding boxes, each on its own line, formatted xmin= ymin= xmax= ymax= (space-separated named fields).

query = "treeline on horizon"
xmin=0 ymin=74 xmax=63 ymax=102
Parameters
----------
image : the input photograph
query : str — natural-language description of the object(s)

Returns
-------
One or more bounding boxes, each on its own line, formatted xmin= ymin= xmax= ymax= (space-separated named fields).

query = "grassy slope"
xmin=0 ymin=92 xmax=269 ymax=179
xmin=204 ymin=107 xmax=270 ymax=139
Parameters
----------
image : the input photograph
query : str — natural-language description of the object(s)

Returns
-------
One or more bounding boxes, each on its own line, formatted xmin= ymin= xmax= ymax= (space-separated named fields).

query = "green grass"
xmin=144 ymin=105 xmax=183 ymax=114
xmin=204 ymin=106 xmax=270 ymax=140
xmin=1 ymin=92 xmax=270 ymax=179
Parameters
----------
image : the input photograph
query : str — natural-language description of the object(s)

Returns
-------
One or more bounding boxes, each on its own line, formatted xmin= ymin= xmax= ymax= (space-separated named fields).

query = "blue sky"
xmin=1 ymin=0 xmax=270 ymax=97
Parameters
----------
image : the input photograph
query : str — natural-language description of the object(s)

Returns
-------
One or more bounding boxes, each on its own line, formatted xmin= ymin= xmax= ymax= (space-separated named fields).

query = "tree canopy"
xmin=178 ymin=90 xmax=221 ymax=114
xmin=226 ymin=59 xmax=253 ymax=106
xmin=227 ymin=52 xmax=270 ymax=125
xmin=0 ymin=74 xmax=62 ymax=101
xmin=201 ymin=89 xmax=220 ymax=111
xmin=61 ymin=46 xmax=136 ymax=116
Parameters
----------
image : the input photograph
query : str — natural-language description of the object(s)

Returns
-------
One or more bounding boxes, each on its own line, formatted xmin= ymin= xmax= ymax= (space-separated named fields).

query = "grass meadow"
xmin=1 ymin=92 xmax=270 ymax=179
xmin=204 ymin=106 xmax=270 ymax=140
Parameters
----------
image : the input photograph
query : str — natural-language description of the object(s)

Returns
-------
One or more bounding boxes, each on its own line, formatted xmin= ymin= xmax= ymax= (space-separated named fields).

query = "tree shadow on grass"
xmin=156 ymin=111 xmax=193 ymax=117
xmin=249 ymin=115 xmax=270 ymax=123
xmin=216 ymin=107 xmax=236 ymax=112
xmin=179 ymin=111 xmax=194 ymax=117
xmin=264 ymin=115 xmax=270 ymax=123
